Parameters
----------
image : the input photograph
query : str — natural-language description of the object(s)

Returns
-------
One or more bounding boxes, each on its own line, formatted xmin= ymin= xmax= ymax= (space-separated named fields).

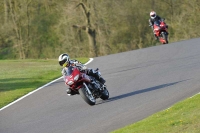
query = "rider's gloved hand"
xmin=76 ymin=64 xmax=87 ymax=72
xmin=61 ymin=69 xmax=65 ymax=75
xmin=82 ymin=65 xmax=87 ymax=70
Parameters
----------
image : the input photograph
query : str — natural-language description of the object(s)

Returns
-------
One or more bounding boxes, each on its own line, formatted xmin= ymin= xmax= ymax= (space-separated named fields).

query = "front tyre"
xmin=162 ymin=32 xmax=168 ymax=44
xmin=78 ymin=87 xmax=96 ymax=105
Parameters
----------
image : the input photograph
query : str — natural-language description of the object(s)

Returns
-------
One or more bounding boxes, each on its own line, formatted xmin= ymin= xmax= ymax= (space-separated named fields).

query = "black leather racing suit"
xmin=149 ymin=15 xmax=162 ymax=36
xmin=149 ymin=15 xmax=162 ymax=27
xmin=61 ymin=59 xmax=105 ymax=84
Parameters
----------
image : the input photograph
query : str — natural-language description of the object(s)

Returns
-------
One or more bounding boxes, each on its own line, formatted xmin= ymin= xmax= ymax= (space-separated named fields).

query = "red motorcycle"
xmin=153 ymin=19 xmax=169 ymax=44
xmin=64 ymin=66 xmax=109 ymax=105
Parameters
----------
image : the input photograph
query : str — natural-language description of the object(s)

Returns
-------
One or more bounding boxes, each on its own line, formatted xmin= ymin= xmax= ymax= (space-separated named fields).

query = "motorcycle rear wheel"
xmin=100 ymin=87 xmax=109 ymax=100
xmin=78 ymin=87 xmax=96 ymax=105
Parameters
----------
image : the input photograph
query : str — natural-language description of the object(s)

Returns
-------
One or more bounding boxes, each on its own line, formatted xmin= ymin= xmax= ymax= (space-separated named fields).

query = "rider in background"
xmin=58 ymin=53 xmax=106 ymax=96
xmin=149 ymin=11 xmax=167 ymax=40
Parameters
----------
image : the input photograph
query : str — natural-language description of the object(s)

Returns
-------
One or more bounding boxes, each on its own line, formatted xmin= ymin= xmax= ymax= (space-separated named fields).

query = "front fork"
xmin=83 ymin=82 xmax=92 ymax=95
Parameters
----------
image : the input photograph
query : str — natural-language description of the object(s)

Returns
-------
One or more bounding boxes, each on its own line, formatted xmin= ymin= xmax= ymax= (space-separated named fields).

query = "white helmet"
xmin=58 ymin=53 xmax=70 ymax=67
xmin=150 ymin=11 xmax=156 ymax=19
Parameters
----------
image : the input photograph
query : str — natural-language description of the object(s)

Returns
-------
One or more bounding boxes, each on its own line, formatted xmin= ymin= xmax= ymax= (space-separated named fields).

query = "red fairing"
xmin=64 ymin=66 xmax=90 ymax=91
xmin=153 ymin=20 xmax=168 ymax=44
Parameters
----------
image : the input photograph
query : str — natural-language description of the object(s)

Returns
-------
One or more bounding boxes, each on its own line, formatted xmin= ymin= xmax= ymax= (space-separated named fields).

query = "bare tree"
xmin=8 ymin=0 xmax=25 ymax=59
xmin=73 ymin=0 xmax=97 ymax=57
xmin=4 ymin=0 xmax=8 ymax=24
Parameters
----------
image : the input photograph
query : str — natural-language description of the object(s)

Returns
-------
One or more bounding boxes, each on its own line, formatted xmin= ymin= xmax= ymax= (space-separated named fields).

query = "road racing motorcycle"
xmin=64 ymin=66 xmax=109 ymax=105
xmin=153 ymin=19 xmax=169 ymax=44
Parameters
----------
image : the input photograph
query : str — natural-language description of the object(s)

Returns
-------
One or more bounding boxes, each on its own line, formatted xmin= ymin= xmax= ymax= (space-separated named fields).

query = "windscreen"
xmin=66 ymin=66 xmax=74 ymax=76
xmin=154 ymin=20 xmax=161 ymax=26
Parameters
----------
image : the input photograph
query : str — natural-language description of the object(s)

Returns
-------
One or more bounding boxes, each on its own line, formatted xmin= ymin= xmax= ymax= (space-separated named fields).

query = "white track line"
xmin=0 ymin=58 xmax=94 ymax=111
xmin=190 ymin=92 xmax=200 ymax=98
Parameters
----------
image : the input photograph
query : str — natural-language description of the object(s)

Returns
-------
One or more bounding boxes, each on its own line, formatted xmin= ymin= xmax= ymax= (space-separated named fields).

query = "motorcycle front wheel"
xmin=78 ymin=87 xmax=96 ymax=105
xmin=161 ymin=32 xmax=168 ymax=44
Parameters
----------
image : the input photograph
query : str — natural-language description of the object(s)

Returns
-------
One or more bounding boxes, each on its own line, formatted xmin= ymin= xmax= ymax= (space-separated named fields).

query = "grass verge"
xmin=111 ymin=93 xmax=200 ymax=133
xmin=0 ymin=58 xmax=89 ymax=109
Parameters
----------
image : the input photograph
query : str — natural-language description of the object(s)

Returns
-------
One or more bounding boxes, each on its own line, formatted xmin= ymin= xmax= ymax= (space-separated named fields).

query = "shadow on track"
xmin=97 ymin=79 xmax=189 ymax=105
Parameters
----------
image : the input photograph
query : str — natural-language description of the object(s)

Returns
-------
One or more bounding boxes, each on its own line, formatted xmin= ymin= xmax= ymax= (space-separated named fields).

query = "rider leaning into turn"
xmin=149 ymin=11 xmax=167 ymax=40
xmin=58 ymin=53 xmax=106 ymax=96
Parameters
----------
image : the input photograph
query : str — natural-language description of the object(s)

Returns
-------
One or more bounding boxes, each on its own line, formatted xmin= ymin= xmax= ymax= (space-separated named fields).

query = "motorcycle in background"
xmin=152 ymin=19 xmax=169 ymax=44
xmin=64 ymin=66 xmax=109 ymax=105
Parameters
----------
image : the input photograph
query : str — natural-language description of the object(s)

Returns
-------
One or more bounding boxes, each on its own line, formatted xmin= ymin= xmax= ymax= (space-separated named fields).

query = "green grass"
xmin=0 ymin=58 xmax=89 ymax=108
xmin=111 ymin=94 xmax=200 ymax=133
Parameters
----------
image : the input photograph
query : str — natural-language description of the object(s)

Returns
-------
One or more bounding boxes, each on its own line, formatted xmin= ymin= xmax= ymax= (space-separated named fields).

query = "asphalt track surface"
xmin=1 ymin=38 xmax=200 ymax=133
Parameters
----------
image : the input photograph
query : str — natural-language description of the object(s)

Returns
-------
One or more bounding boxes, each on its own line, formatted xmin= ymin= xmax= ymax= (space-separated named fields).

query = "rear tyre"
xmin=100 ymin=86 xmax=109 ymax=100
xmin=78 ymin=87 xmax=96 ymax=105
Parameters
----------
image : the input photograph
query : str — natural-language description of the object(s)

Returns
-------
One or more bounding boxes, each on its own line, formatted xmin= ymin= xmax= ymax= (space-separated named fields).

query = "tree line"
xmin=0 ymin=0 xmax=199 ymax=59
